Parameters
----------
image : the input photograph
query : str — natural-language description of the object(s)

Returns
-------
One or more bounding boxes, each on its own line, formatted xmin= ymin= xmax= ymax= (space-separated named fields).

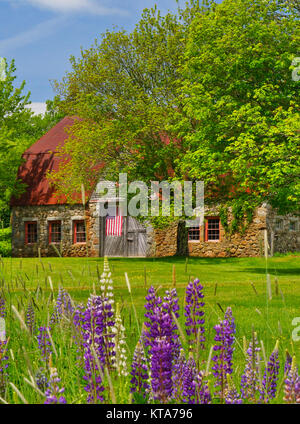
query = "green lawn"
xmin=1 ymin=253 xmax=300 ymax=403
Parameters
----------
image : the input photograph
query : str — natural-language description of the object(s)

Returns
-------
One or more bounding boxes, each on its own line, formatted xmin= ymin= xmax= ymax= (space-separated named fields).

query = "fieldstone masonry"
xmin=151 ymin=205 xmax=299 ymax=258
xmin=11 ymin=203 xmax=299 ymax=258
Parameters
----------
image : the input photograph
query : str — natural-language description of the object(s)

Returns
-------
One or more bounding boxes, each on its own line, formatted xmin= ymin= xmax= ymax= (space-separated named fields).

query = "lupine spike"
xmin=78 ymin=295 xmax=106 ymax=403
xmin=0 ymin=340 xmax=8 ymax=397
xmin=144 ymin=286 xmax=180 ymax=358
xmin=283 ymin=355 xmax=300 ymax=404
xmin=44 ymin=367 xmax=67 ymax=404
xmin=114 ymin=303 xmax=128 ymax=377
xmin=211 ymin=307 xmax=235 ymax=402
xmin=0 ymin=294 xmax=5 ymax=319
xmin=26 ymin=300 xmax=35 ymax=335
xmin=225 ymin=374 xmax=242 ymax=404
xmin=240 ymin=332 xmax=261 ymax=403
xmin=37 ymin=326 xmax=52 ymax=364
xmin=260 ymin=340 xmax=280 ymax=403
xmin=150 ymin=336 xmax=173 ymax=403
xmin=99 ymin=258 xmax=116 ymax=368
xmin=130 ymin=340 xmax=149 ymax=401
xmin=184 ymin=279 xmax=205 ymax=350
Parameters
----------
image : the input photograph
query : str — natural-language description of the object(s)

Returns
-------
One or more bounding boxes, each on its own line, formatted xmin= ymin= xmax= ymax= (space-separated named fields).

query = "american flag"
xmin=106 ymin=214 xmax=123 ymax=237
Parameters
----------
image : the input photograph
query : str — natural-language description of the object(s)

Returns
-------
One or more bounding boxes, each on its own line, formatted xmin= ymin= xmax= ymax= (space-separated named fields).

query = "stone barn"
xmin=10 ymin=117 xmax=300 ymax=258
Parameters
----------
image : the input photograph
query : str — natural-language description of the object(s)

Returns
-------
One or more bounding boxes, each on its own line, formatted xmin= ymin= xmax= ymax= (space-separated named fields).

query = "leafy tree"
xmin=49 ymin=1 xmax=203 ymax=200
xmin=50 ymin=0 xmax=299 ymax=230
xmin=0 ymin=59 xmax=64 ymax=226
xmin=175 ymin=0 xmax=299 ymax=228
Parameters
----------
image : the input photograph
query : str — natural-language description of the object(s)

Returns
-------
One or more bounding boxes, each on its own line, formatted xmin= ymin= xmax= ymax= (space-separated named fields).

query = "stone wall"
xmin=151 ymin=206 xmax=269 ymax=258
xmin=11 ymin=204 xmax=99 ymax=257
xmin=266 ymin=206 xmax=300 ymax=254
xmin=188 ymin=206 xmax=267 ymax=258
xmin=152 ymin=221 xmax=179 ymax=257
xmin=11 ymin=203 xmax=299 ymax=258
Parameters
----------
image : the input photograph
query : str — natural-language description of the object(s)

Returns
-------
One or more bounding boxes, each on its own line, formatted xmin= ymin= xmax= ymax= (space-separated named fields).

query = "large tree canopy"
xmin=50 ymin=1 xmax=202 ymax=199
xmin=51 ymin=0 xmax=299 ymax=229
xmin=176 ymin=0 xmax=300 ymax=225
xmin=0 ymin=59 xmax=64 ymax=225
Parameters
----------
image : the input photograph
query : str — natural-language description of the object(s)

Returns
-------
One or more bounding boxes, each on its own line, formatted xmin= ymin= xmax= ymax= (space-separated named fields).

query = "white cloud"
xmin=0 ymin=16 xmax=66 ymax=53
xmin=3 ymin=0 xmax=128 ymax=16
xmin=25 ymin=102 xmax=47 ymax=115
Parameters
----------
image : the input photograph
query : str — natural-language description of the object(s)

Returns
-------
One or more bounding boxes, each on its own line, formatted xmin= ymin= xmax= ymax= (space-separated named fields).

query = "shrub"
xmin=0 ymin=227 xmax=11 ymax=242
xmin=0 ymin=240 xmax=11 ymax=257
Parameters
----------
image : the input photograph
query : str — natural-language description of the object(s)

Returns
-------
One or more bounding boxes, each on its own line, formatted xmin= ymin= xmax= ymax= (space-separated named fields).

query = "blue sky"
xmin=0 ymin=0 xmax=182 ymax=114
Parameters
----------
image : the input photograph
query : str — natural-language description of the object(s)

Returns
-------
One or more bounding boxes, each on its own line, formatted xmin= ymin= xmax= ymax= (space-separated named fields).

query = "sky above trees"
xmin=0 ymin=0 xmax=192 ymax=112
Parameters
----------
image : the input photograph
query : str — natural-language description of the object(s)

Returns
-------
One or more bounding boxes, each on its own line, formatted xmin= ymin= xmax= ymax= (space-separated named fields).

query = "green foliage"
xmin=0 ymin=59 xmax=65 ymax=225
xmin=176 ymin=0 xmax=300 ymax=220
xmin=49 ymin=0 xmax=299 ymax=232
xmin=0 ymin=227 xmax=12 ymax=257
xmin=0 ymin=240 xmax=11 ymax=257
xmin=0 ymin=227 xmax=11 ymax=241
xmin=49 ymin=1 xmax=203 ymax=201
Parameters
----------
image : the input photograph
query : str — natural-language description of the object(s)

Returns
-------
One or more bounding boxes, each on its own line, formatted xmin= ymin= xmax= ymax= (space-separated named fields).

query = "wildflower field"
xmin=0 ymin=254 xmax=299 ymax=404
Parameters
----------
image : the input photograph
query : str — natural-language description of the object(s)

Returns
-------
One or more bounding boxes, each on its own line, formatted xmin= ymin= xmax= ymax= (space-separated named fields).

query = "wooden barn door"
xmin=100 ymin=215 xmax=147 ymax=257
xmin=126 ymin=216 xmax=147 ymax=257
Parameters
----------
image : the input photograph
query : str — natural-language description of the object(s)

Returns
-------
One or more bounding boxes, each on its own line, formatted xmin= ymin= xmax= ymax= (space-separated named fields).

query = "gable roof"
xmin=10 ymin=116 xmax=79 ymax=206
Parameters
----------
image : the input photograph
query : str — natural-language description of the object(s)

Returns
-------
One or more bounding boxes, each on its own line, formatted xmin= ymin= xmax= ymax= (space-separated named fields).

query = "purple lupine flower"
xmin=81 ymin=295 xmax=106 ymax=403
xmin=260 ymin=341 xmax=280 ymax=402
xmin=211 ymin=307 xmax=235 ymax=402
xmin=144 ymin=286 xmax=180 ymax=359
xmin=26 ymin=300 xmax=35 ymax=335
xmin=49 ymin=307 xmax=60 ymax=326
xmin=163 ymin=288 xmax=181 ymax=357
xmin=225 ymin=374 xmax=242 ymax=404
xmin=172 ymin=350 xmax=187 ymax=403
xmin=172 ymin=352 xmax=211 ymax=404
xmin=56 ymin=287 xmax=74 ymax=318
xmin=150 ymin=337 xmax=173 ymax=403
xmin=73 ymin=304 xmax=86 ymax=366
xmin=44 ymin=368 xmax=67 ymax=404
xmin=224 ymin=307 xmax=235 ymax=334
xmin=37 ymin=326 xmax=52 ymax=364
xmin=130 ymin=340 xmax=149 ymax=401
xmin=194 ymin=371 xmax=211 ymax=404
xmin=284 ymin=350 xmax=293 ymax=376
xmin=284 ymin=356 xmax=300 ymax=404
xmin=184 ymin=279 xmax=205 ymax=350
xmin=0 ymin=340 xmax=8 ymax=397
xmin=144 ymin=287 xmax=180 ymax=401
xmin=50 ymin=288 xmax=74 ymax=326
xmin=0 ymin=295 xmax=5 ymax=319
xmin=241 ymin=333 xmax=261 ymax=403
xmin=182 ymin=356 xmax=197 ymax=403
xmin=35 ymin=368 xmax=48 ymax=392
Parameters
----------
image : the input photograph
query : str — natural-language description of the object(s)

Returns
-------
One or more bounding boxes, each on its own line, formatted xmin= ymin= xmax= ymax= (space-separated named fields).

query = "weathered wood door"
xmin=100 ymin=215 xmax=147 ymax=257
xmin=126 ymin=216 xmax=147 ymax=257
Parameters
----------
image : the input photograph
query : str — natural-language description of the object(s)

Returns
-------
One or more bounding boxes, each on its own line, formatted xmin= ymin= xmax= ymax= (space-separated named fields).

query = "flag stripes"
xmin=106 ymin=214 xmax=123 ymax=237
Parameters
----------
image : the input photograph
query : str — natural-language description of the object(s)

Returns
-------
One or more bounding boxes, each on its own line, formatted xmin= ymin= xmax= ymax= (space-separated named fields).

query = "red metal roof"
xmin=11 ymin=116 xmax=80 ymax=206
xmin=10 ymin=118 xmax=181 ymax=207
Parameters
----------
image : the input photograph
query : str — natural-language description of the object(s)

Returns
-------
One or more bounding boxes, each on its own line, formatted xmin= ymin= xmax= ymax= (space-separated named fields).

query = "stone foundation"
xmin=266 ymin=206 xmax=300 ymax=254
xmin=188 ymin=206 xmax=267 ymax=258
xmin=11 ymin=203 xmax=299 ymax=258
xmin=11 ymin=204 xmax=98 ymax=258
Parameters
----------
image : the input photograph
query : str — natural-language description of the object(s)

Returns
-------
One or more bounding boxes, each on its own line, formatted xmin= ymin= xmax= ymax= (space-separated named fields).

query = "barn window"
xmin=73 ymin=220 xmax=86 ymax=243
xmin=25 ymin=222 xmax=37 ymax=244
xmin=205 ymin=217 xmax=220 ymax=241
xmin=49 ymin=221 xmax=62 ymax=244
xmin=289 ymin=220 xmax=297 ymax=231
xmin=275 ymin=219 xmax=283 ymax=231
xmin=188 ymin=226 xmax=200 ymax=241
